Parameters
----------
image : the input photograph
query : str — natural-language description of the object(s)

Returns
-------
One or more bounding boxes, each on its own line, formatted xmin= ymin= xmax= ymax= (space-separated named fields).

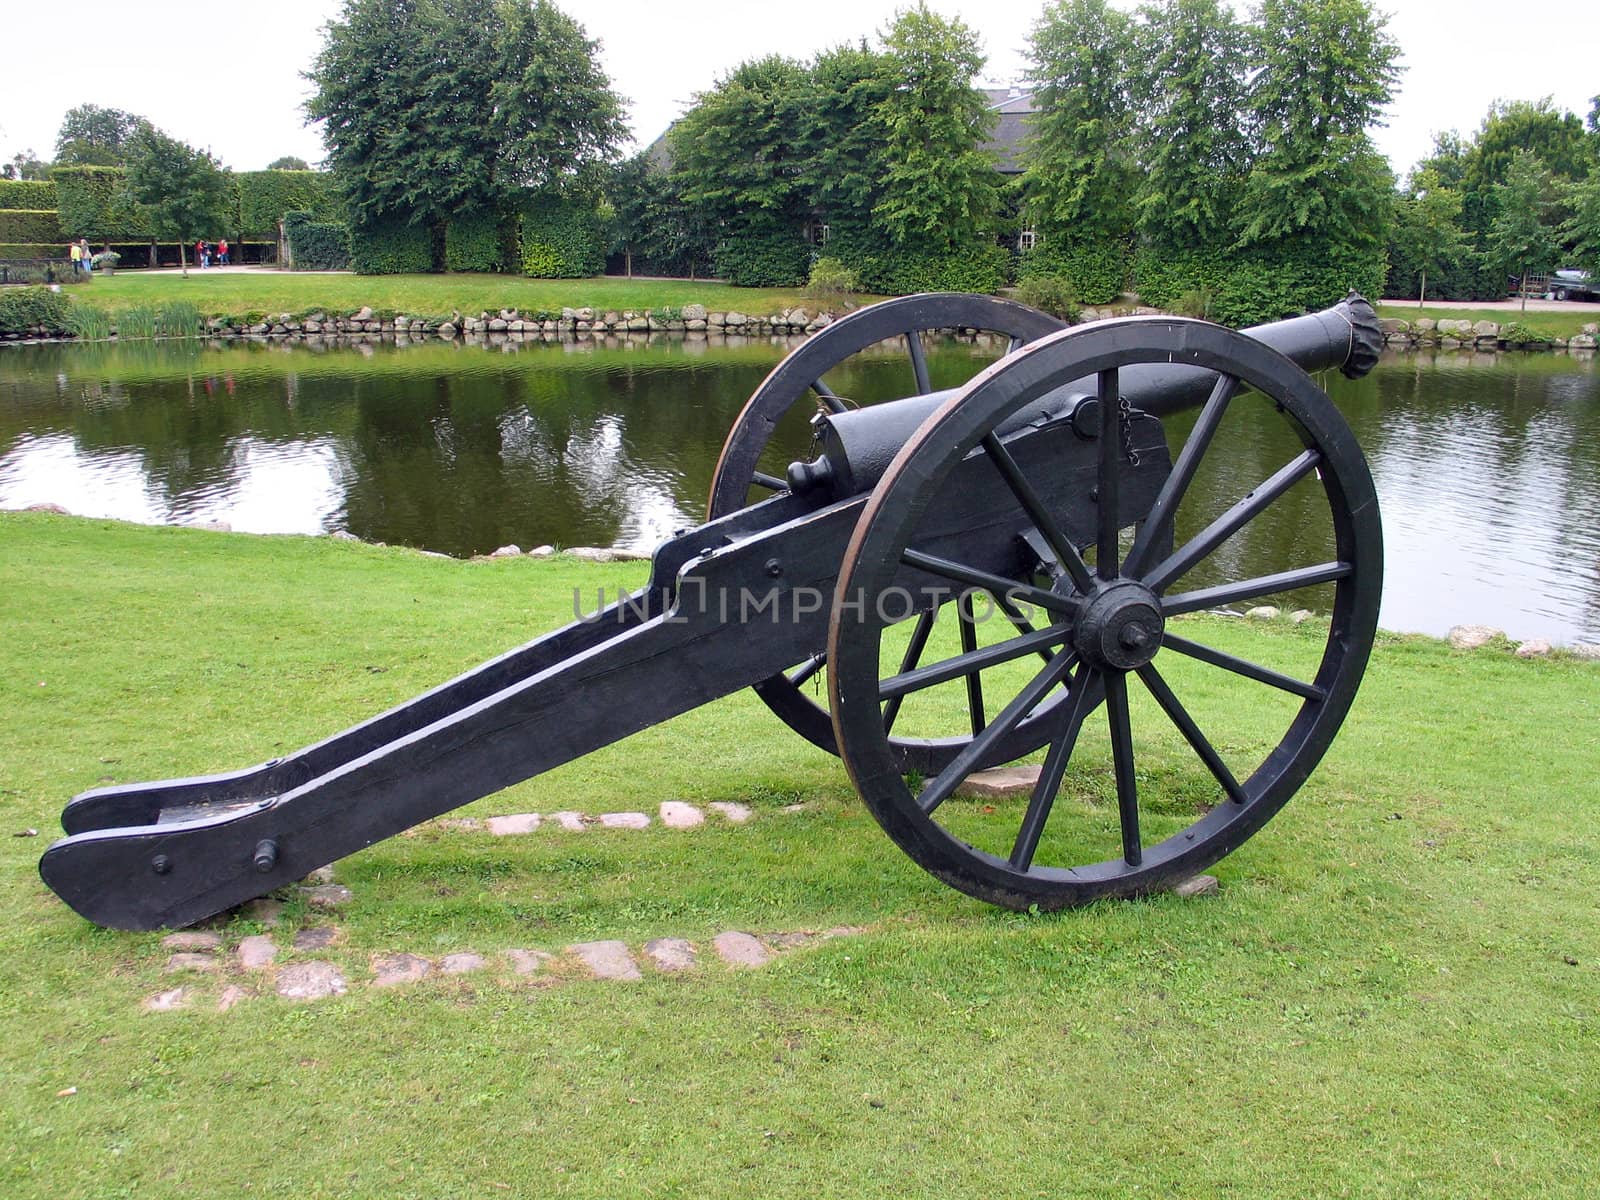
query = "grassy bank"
xmin=69 ymin=271 xmax=873 ymax=324
xmin=1375 ymin=303 xmax=1598 ymax=340
xmin=3 ymin=513 xmax=1597 ymax=1198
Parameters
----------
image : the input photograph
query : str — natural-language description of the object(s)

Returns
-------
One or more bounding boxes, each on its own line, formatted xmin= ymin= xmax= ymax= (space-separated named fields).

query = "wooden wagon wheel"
xmin=828 ymin=318 xmax=1383 ymax=909
xmin=707 ymin=293 xmax=1067 ymax=771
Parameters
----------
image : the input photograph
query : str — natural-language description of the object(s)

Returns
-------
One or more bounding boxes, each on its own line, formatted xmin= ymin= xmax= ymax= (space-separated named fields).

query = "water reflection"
xmin=1 ymin=337 xmax=1598 ymax=644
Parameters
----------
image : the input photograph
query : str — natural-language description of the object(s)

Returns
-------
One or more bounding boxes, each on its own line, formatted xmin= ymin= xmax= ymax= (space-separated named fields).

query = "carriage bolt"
xmin=253 ymin=839 xmax=278 ymax=873
xmin=151 ymin=854 xmax=172 ymax=874
xmin=765 ymin=558 xmax=783 ymax=577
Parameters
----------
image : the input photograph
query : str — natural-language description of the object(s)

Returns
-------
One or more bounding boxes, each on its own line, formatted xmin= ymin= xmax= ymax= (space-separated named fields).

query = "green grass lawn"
xmin=1375 ymin=303 xmax=1597 ymax=340
xmin=70 ymin=271 xmax=874 ymax=324
xmin=2 ymin=512 xmax=1597 ymax=1198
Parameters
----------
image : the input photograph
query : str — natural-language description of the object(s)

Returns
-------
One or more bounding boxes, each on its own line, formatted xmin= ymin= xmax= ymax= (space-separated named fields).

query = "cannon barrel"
xmin=789 ymin=293 xmax=1382 ymax=500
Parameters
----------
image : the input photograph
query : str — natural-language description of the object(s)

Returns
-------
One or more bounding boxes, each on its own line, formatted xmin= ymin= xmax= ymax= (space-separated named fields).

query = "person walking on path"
xmin=70 ymin=240 xmax=83 ymax=275
xmin=80 ymin=239 xmax=93 ymax=272
xmin=216 ymin=238 xmax=229 ymax=266
xmin=196 ymin=239 xmax=209 ymax=269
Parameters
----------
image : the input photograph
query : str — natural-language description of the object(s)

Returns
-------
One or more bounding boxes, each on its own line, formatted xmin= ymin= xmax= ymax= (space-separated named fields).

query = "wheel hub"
xmin=1074 ymin=580 xmax=1165 ymax=671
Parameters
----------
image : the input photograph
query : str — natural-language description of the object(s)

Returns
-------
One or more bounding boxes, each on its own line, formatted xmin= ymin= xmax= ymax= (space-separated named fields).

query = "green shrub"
xmin=805 ymin=256 xmax=859 ymax=300
xmin=1171 ymin=288 xmax=1215 ymax=319
xmin=1019 ymin=240 xmax=1129 ymax=305
xmin=1012 ymin=274 xmax=1081 ymax=321
xmin=519 ymin=198 xmax=603 ymax=278
xmin=116 ymin=305 xmax=157 ymax=338
xmin=349 ymin=218 xmax=434 ymax=274
xmin=0 ymin=180 xmax=56 ymax=210
xmin=0 ymin=210 xmax=65 ymax=243
xmin=236 ymin=170 xmax=340 ymax=238
xmin=853 ymin=241 xmax=1011 ymax=296
xmin=156 ymin=300 xmax=203 ymax=338
xmin=283 ymin=211 xmax=351 ymax=270
xmin=52 ymin=166 xmax=153 ymax=240
xmin=445 ymin=209 xmax=509 ymax=273
xmin=1132 ymin=245 xmax=1386 ymax=328
xmin=1497 ymin=321 xmax=1548 ymax=347
xmin=0 ymin=286 xmax=73 ymax=334
xmin=712 ymin=224 xmax=811 ymax=288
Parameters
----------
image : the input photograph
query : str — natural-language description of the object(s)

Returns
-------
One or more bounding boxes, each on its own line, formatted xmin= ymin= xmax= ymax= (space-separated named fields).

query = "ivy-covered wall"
xmin=0 ymin=210 xmax=65 ymax=244
xmin=51 ymin=166 xmax=153 ymax=240
xmin=236 ymin=170 xmax=341 ymax=238
xmin=445 ymin=209 xmax=511 ymax=273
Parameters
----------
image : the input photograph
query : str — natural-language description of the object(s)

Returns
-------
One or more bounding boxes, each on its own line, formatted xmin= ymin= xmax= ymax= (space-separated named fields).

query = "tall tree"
xmin=124 ymin=127 xmax=233 ymax=277
xmin=1130 ymin=0 xmax=1250 ymax=250
xmin=803 ymin=41 xmax=895 ymax=240
xmin=2 ymin=150 xmax=51 ymax=180
xmin=266 ymin=156 xmax=312 ymax=171
xmin=54 ymin=105 xmax=151 ymax=166
xmin=1559 ymin=172 xmax=1600 ymax=278
xmin=1021 ymin=0 xmax=1140 ymax=246
xmin=1392 ymin=166 xmax=1467 ymax=306
xmin=872 ymin=5 xmax=999 ymax=252
xmin=668 ymin=56 xmax=812 ymax=229
xmin=1488 ymin=150 xmax=1559 ymax=312
xmin=306 ymin=0 xmax=625 ymax=233
xmin=1235 ymin=0 xmax=1400 ymax=252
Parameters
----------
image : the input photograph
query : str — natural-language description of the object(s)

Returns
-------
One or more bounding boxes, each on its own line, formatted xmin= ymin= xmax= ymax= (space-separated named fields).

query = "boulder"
xmin=681 ymin=303 xmax=707 ymax=321
xmin=1447 ymin=623 xmax=1501 ymax=650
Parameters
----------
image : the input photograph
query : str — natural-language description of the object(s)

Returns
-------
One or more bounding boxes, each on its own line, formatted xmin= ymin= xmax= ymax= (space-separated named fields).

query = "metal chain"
xmin=1118 ymin=396 xmax=1141 ymax=467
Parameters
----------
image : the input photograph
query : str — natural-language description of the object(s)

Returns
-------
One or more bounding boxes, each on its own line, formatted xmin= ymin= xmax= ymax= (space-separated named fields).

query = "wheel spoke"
xmin=787 ymin=652 xmax=826 ymax=688
xmin=1009 ymin=666 xmax=1100 ymax=870
xmin=900 ymin=548 xmax=1081 ymax=619
xmin=1159 ymin=632 xmax=1326 ymax=701
xmin=879 ymin=621 xmax=1072 ymax=700
xmin=1096 ymin=368 xmax=1121 ymax=579
xmin=916 ymin=649 xmax=1079 ymax=815
xmin=1143 ymin=450 xmax=1322 ymax=594
xmin=1135 ymin=663 xmax=1245 ymax=804
xmin=982 ymin=433 xmax=1095 ymax=593
xmin=1103 ymin=671 xmax=1142 ymax=866
xmin=881 ymin=610 xmax=936 ymax=733
xmin=811 ymin=379 xmax=848 ymax=415
xmin=1162 ymin=562 xmax=1351 ymax=616
xmin=996 ymin=592 xmax=1059 ymax=665
xmin=906 ymin=333 xmax=932 ymax=395
xmin=957 ymin=592 xmax=986 ymax=735
xmin=751 ymin=471 xmax=787 ymax=492
xmin=1123 ymin=374 xmax=1239 ymax=579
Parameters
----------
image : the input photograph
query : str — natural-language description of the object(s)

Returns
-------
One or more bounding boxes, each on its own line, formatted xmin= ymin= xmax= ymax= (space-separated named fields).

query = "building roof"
xmin=983 ymin=87 xmax=1038 ymax=175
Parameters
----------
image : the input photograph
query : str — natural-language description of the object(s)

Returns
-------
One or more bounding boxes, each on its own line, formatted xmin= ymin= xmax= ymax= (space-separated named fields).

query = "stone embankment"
xmin=1377 ymin=317 xmax=1599 ymax=352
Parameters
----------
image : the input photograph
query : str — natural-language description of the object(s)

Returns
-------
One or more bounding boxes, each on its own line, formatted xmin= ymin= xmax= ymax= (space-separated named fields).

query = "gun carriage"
xmin=41 ymin=292 xmax=1384 ymax=930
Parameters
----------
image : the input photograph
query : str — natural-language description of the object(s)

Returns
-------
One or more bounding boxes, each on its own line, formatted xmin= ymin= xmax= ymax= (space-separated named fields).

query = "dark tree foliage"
xmin=873 ymin=7 xmax=1000 ymax=253
xmin=124 ymin=127 xmax=233 ymax=275
xmin=1021 ymin=0 xmax=1140 ymax=244
xmin=1131 ymin=0 xmax=1250 ymax=250
xmin=804 ymin=41 xmax=895 ymax=240
xmin=306 ymin=0 xmax=625 ymax=232
xmin=54 ymin=105 xmax=152 ymax=167
xmin=1235 ymin=0 xmax=1400 ymax=252
xmin=606 ymin=154 xmax=714 ymax=278
xmin=3 ymin=151 xmax=51 ymax=181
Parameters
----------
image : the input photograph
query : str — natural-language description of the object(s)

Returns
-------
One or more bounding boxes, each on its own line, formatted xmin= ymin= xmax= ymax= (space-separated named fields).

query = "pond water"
xmin=2 ymin=334 xmax=1598 ymax=645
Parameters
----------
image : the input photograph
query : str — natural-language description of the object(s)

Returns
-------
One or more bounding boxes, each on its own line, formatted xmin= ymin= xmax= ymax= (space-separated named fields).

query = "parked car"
xmin=1546 ymin=269 xmax=1599 ymax=301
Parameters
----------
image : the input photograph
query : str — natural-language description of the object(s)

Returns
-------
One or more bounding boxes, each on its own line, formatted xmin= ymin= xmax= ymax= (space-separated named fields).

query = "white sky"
xmin=2 ymin=0 xmax=1595 ymax=181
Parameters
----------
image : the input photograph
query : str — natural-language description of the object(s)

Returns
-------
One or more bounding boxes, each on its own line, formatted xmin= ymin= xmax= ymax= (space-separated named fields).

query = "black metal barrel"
xmin=790 ymin=293 xmax=1382 ymax=500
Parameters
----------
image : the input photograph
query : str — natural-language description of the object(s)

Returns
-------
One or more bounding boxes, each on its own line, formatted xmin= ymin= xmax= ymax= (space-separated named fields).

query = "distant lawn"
xmin=2 ymin=512 xmax=1598 ymax=1198
xmin=1375 ymin=302 xmax=1596 ymax=340
xmin=70 ymin=271 xmax=878 ymax=323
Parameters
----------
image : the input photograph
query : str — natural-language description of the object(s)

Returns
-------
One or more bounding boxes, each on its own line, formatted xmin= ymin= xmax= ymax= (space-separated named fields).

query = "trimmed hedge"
xmin=519 ymin=198 xmax=603 ymax=278
xmin=349 ymin=218 xmax=434 ymax=275
xmin=0 ymin=242 xmax=70 ymax=258
xmin=711 ymin=223 xmax=811 ymax=288
xmin=52 ymin=166 xmax=153 ymax=240
xmin=445 ymin=209 xmax=509 ymax=273
xmin=0 ymin=286 xmax=73 ymax=334
xmin=237 ymin=170 xmax=340 ymax=238
xmin=284 ymin=211 xmax=351 ymax=271
xmin=0 ymin=180 xmax=57 ymax=210
xmin=1019 ymin=240 xmax=1129 ymax=305
xmin=1133 ymin=244 xmax=1388 ymax=328
xmin=0 ymin=210 xmax=65 ymax=244
xmin=855 ymin=241 xmax=1011 ymax=296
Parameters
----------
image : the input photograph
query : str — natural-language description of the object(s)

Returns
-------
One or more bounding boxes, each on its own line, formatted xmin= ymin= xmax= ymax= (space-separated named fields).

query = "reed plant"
xmin=64 ymin=303 xmax=113 ymax=340
xmin=114 ymin=304 xmax=158 ymax=338
xmin=156 ymin=299 xmax=203 ymax=338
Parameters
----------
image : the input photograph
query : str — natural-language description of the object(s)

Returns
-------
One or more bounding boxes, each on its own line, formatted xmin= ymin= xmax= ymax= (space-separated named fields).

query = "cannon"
xmin=41 ymin=292 xmax=1384 ymax=929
